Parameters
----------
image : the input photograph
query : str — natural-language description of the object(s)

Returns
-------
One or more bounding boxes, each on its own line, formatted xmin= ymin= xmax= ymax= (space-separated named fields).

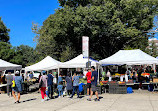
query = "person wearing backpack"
xmin=39 ymin=71 xmax=48 ymax=102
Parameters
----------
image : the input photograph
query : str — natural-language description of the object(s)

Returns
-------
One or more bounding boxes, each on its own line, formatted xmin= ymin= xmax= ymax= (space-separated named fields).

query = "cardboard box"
xmin=153 ymin=78 xmax=158 ymax=83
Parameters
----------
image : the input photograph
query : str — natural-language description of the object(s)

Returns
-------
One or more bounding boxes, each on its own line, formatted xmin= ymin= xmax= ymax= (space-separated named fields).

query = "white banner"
xmin=82 ymin=36 xmax=89 ymax=58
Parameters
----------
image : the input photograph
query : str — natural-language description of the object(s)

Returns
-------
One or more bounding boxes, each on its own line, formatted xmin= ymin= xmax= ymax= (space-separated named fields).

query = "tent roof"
xmin=25 ymin=56 xmax=61 ymax=71
xmin=0 ymin=59 xmax=22 ymax=70
xmin=60 ymin=54 xmax=99 ymax=68
xmin=99 ymin=49 xmax=158 ymax=65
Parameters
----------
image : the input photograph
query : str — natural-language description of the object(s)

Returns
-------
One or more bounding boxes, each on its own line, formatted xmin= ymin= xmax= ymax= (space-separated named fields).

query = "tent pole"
xmin=98 ymin=64 xmax=100 ymax=83
xmin=58 ymin=67 xmax=60 ymax=77
xmin=71 ymin=69 xmax=72 ymax=76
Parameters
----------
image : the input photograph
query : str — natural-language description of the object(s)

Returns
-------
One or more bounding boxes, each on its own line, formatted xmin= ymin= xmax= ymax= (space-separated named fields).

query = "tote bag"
xmin=39 ymin=76 xmax=43 ymax=88
xmin=12 ymin=76 xmax=15 ymax=88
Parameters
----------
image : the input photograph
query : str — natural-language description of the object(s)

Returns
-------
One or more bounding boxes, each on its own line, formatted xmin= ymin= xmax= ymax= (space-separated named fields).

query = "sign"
xmin=86 ymin=61 xmax=91 ymax=68
xmin=82 ymin=36 xmax=89 ymax=58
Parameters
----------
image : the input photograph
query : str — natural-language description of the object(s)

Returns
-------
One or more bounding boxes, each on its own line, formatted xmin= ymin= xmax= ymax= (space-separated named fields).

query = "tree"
xmin=0 ymin=42 xmax=15 ymax=61
xmin=146 ymin=41 xmax=158 ymax=57
xmin=0 ymin=17 xmax=10 ymax=43
xmin=10 ymin=45 xmax=37 ymax=67
xmin=34 ymin=0 xmax=158 ymax=61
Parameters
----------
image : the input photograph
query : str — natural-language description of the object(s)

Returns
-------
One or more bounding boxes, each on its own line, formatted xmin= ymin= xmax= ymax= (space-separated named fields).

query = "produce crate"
xmin=153 ymin=78 xmax=158 ymax=83
xmin=109 ymin=83 xmax=118 ymax=88
xmin=109 ymin=88 xmax=116 ymax=94
xmin=109 ymin=83 xmax=118 ymax=94
xmin=116 ymin=87 xmax=127 ymax=94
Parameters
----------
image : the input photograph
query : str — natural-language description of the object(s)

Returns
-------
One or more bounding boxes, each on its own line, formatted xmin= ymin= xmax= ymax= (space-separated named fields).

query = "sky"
xmin=0 ymin=0 xmax=60 ymax=48
xmin=0 ymin=0 xmax=158 ymax=48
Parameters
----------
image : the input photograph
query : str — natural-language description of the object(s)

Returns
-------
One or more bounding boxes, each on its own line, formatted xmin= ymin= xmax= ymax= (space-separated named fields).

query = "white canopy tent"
xmin=60 ymin=54 xmax=99 ymax=68
xmin=99 ymin=49 xmax=158 ymax=65
xmin=25 ymin=56 xmax=62 ymax=71
xmin=0 ymin=59 xmax=22 ymax=70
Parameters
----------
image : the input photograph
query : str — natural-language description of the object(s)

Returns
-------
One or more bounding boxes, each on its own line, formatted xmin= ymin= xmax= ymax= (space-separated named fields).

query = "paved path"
xmin=0 ymin=90 xmax=158 ymax=111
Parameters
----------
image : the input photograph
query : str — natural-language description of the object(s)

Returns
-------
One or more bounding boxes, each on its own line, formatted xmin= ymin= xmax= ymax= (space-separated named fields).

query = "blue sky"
xmin=0 ymin=0 xmax=60 ymax=48
xmin=0 ymin=0 xmax=158 ymax=48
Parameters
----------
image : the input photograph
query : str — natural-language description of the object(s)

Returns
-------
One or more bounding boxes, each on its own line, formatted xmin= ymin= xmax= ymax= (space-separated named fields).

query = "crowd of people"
xmin=38 ymin=66 xmax=100 ymax=102
xmin=0 ymin=66 xmax=100 ymax=103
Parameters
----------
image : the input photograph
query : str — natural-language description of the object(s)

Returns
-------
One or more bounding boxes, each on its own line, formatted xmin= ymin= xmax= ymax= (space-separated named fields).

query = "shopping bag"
xmin=12 ymin=76 xmax=15 ymax=88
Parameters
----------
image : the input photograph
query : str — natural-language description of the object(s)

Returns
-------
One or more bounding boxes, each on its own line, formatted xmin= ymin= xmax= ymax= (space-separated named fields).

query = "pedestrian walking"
xmin=47 ymin=71 xmax=53 ymax=99
xmin=86 ymin=69 xmax=91 ymax=96
xmin=6 ymin=72 xmax=13 ymax=97
xmin=12 ymin=71 xmax=23 ymax=103
xmin=87 ymin=66 xmax=100 ymax=101
xmin=39 ymin=71 xmax=48 ymax=102
xmin=65 ymin=73 xmax=73 ymax=96
xmin=70 ymin=72 xmax=80 ymax=98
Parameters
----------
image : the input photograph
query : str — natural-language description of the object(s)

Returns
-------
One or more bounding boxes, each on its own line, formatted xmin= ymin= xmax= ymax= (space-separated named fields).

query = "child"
xmin=57 ymin=82 xmax=63 ymax=98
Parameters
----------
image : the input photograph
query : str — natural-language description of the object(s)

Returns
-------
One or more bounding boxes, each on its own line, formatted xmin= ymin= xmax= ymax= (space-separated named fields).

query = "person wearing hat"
xmin=12 ymin=71 xmax=23 ymax=103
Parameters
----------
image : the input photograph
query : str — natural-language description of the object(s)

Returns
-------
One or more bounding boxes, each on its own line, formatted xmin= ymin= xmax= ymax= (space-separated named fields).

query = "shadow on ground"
xmin=21 ymin=98 xmax=37 ymax=103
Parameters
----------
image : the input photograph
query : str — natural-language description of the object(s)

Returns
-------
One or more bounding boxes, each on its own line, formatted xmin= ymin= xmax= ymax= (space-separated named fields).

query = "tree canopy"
xmin=10 ymin=45 xmax=38 ymax=67
xmin=0 ymin=17 xmax=10 ymax=43
xmin=34 ymin=0 xmax=158 ymax=61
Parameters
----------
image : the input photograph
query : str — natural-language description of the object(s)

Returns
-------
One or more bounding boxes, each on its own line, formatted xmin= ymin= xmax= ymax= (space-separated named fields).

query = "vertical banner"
xmin=82 ymin=36 xmax=89 ymax=58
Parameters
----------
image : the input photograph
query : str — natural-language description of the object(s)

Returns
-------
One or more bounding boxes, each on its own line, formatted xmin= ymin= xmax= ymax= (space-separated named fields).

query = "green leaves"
xmin=0 ymin=17 xmax=10 ymax=43
xmin=34 ymin=0 xmax=158 ymax=61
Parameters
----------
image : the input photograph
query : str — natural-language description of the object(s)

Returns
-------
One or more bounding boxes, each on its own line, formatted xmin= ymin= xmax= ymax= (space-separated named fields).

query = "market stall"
xmin=0 ymin=59 xmax=22 ymax=93
xmin=99 ymin=49 xmax=158 ymax=65
xmin=25 ymin=56 xmax=62 ymax=72
xmin=60 ymin=54 xmax=99 ymax=68
xmin=0 ymin=59 xmax=22 ymax=70
xmin=99 ymin=49 xmax=158 ymax=93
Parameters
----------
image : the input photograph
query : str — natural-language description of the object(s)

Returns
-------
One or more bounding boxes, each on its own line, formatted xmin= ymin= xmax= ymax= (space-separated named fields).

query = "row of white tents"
xmin=25 ymin=54 xmax=99 ymax=71
xmin=1 ymin=49 xmax=158 ymax=72
xmin=25 ymin=49 xmax=158 ymax=71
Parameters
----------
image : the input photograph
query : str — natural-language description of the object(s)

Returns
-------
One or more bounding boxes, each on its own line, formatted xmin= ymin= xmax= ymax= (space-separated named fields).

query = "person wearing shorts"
xmin=86 ymin=69 xmax=91 ymax=95
xmin=87 ymin=66 xmax=100 ymax=101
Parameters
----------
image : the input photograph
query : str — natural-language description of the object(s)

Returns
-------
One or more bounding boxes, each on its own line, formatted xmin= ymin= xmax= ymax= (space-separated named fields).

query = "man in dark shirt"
xmin=47 ymin=71 xmax=53 ymax=99
xmin=87 ymin=66 xmax=99 ymax=101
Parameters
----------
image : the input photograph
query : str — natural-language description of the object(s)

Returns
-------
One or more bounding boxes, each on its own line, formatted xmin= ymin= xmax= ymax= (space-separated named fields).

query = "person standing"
xmin=86 ymin=69 xmax=91 ymax=96
xmin=70 ymin=72 xmax=80 ymax=98
xmin=65 ymin=73 xmax=73 ymax=96
xmin=57 ymin=82 xmax=63 ymax=98
xmin=39 ymin=71 xmax=48 ymax=102
xmin=6 ymin=72 xmax=13 ymax=97
xmin=138 ymin=68 xmax=143 ymax=90
xmin=12 ymin=71 xmax=23 ymax=103
xmin=87 ymin=66 xmax=99 ymax=101
xmin=29 ymin=72 xmax=33 ymax=80
xmin=125 ymin=68 xmax=131 ymax=82
xmin=58 ymin=74 xmax=63 ymax=85
xmin=47 ymin=71 xmax=53 ymax=99
xmin=53 ymin=74 xmax=58 ymax=95
xmin=107 ymin=70 xmax=112 ymax=81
